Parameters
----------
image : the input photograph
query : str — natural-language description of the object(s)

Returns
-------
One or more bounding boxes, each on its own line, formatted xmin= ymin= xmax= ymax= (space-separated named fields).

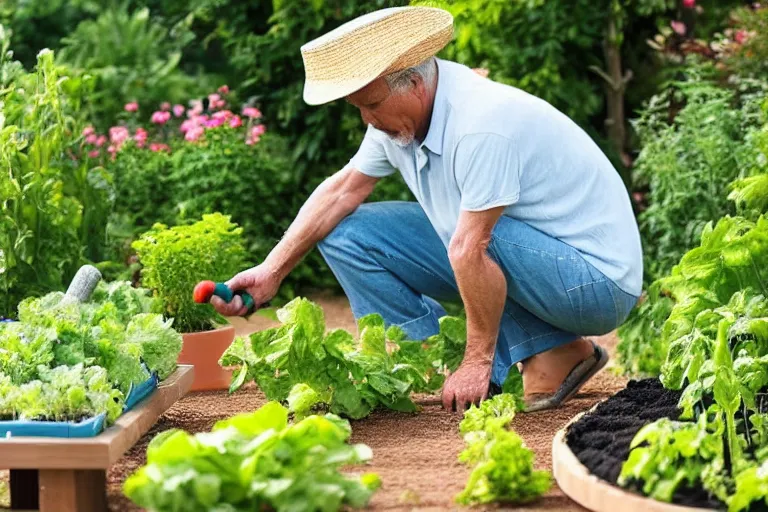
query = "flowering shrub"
xmin=95 ymin=86 xmax=322 ymax=301
xmin=648 ymin=3 xmax=767 ymax=79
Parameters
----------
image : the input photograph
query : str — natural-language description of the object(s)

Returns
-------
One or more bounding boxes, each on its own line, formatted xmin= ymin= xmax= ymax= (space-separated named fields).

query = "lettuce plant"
xmin=0 ymin=281 xmax=183 ymax=423
xmin=455 ymin=393 xmax=550 ymax=505
xmin=220 ymin=297 xmax=453 ymax=419
xmin=123 ymin=402 xmax=381 ymax=512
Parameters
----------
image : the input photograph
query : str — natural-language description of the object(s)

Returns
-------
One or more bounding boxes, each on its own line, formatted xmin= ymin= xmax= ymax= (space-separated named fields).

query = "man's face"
xmin=345 ymin=76 xmax=424 ymax=147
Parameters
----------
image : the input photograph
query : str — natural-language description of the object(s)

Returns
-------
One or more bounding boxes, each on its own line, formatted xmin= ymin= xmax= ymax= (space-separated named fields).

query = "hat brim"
xmin=301 ymin=7 xmax=453 ymax=106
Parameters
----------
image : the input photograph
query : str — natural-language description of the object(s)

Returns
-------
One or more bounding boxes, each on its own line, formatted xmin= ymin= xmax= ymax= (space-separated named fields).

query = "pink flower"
xmin=96 ymin=135 xmax=107 ymax=147
xmin=88 ymin=150 xmax=100 ymax=159
xmin=86 ymin=133 xmax=99 ymax=145
xmin=173 ymin=104 xmax=185 ymax=117
xmin=735 ymin=30 xmax=748 ymax=44
xmin=246 ymin=136 xmax=259 ymax=146
xmin=212 ymin=110 xmax=233 ymax=121
xmin=150 ymin=143 xmax=170 ymax=153
xmin=682 ymin=0 xmax=695 ymax=7
xmin=82 ymin=126 xmax=95 ymax=137
xmin=218 ymin=85 xmax=229 ymax=94
xmin=180 ymin=119 xmax=194 ymax=133
xmin=134 ymin=128 xmax=148 ymax=148
xmin=207 ymin=93 xmax=226 ymax=110
xmin=109 ymin=126 xmax=130 ymax=145
xmin=185 ymin=126 xmax=204 ymax=142
xmin=188 ymin=101 xmax=203 ymax=117
xmin=160 ymin=102 xmax=171 ymax=111
xmin=107 ymin=145 xmax=117 ymax=155
xmin=205 ymin=117 xmax=225 ymax=128
xmin=671 ymin=20 xmax=687 ymax=36
xmin=229 ymin=115 xmax=242 ymax=128
xmin=242 ymin=107 xmax=262 ymax=118
xmin=151 ymin=111 xmax=172 ymax=125
xmin=251 ymin=124 xmax=266 ymax=137
xmin=124 ymin=102 xmax=139 ymax=112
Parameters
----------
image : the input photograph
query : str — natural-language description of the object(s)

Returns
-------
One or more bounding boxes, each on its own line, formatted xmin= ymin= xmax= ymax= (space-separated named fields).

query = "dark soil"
xmin=565 ymin=378 xmax=725 ymax=510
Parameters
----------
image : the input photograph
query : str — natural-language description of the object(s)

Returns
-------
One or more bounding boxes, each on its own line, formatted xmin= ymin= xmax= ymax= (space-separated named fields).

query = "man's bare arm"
xmin=265 ymin=167 xmax=378 ymax=281
xmin=442 ymin=206 xmax=508 ymax=410
xmin=212 ymin=167 xmax=378 ymax=316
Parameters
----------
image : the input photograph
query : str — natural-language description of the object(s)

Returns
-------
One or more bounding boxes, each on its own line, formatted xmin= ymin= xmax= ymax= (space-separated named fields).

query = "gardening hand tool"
xmin=193 ymin=280 xmax=262 ymax=316
xmin=63 ymin=264 xmax=103 ymax=305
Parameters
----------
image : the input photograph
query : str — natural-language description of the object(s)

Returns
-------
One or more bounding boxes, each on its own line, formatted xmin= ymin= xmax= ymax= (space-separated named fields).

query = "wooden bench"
xmin=1 ymin=365 xmax=194 ymax=512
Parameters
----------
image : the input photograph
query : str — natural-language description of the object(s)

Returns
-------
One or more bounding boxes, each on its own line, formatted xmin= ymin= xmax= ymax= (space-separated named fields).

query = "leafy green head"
xmin=131 ymin=213 xmax=248 ymax=333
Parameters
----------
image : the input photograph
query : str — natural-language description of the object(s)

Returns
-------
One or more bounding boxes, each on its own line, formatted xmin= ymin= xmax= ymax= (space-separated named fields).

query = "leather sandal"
xmin=521 ymin=340 xmax=609 ymax=413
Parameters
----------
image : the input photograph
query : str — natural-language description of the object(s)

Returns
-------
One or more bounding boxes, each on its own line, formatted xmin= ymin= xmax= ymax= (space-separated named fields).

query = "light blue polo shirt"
xmin=344 ymin=58 xmax=643 ymax=297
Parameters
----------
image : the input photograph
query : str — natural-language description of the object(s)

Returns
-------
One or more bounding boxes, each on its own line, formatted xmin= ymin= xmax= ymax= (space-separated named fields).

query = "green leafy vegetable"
xmin=220 ymin=297 xmax=457 ymax=419
xmin=123 ymin=402 xmax=381 ymax=512
xmin=455 ymin=392 xmax=548 ymax=506
xmin=459 ymin=393 xmax=520 ymax=435
xmin=619 ymin=416 xmax=726 ymax=503
xmin=0 ymin=282 xmax=184 ymax=424
xmin=0 ymin=364 xmax=124 ymax=423
xmin=729 ymin=460 xmax=768 ymax=512
xmin=131 ymin=213 xmax=248 ymax=334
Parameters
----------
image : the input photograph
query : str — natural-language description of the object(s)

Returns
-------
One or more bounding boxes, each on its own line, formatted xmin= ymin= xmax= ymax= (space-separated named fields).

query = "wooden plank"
xmin=0 ymin=365 xmax=194 ymax=470
xmin=9 ymin=469 xmax=38 ymax=510
xmin=552 ymin=423 xmax=713 ymax=512
xmin=38 ymin=469 xmax=106 ymax=512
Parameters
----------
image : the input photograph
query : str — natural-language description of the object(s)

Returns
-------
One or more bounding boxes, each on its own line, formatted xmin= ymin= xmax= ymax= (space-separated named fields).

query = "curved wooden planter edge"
xmin=552 ymin=408 xmax=716 ymax=512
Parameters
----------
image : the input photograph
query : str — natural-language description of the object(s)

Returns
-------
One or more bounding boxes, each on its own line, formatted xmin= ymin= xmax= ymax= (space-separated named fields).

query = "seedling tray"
xmin=0 ymin=369 xmax=159 ymax=439
xmin=0 ymin=364 xmax=193 ymax=512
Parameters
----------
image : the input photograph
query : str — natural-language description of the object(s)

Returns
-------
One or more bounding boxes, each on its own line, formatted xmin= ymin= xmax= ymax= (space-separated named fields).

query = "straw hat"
xmin=300 ymin=6 xmax=454 ymax=106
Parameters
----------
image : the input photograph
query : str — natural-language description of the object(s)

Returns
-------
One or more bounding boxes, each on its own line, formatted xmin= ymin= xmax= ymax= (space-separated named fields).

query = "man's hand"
xmin=210 ymin=264 xmax=281 ymax=317
xmin=442 ymin=358 xmax=493 ymax=412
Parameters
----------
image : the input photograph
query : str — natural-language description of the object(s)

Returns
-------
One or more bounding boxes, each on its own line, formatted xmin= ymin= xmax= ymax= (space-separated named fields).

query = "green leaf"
xmin=229 ymin=364 xmax=248 ymax=394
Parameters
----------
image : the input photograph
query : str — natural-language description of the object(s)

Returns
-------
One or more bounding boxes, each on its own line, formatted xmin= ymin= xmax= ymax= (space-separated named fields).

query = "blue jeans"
xmin=317 ymin=202 xmax=639 ymax=386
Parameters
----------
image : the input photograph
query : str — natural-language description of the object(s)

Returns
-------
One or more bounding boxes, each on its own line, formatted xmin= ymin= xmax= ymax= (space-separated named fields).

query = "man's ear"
xmin=410 ymin=73 xmax=427 ymax=98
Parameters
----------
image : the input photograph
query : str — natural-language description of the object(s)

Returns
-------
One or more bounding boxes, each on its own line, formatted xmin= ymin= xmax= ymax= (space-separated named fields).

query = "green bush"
xmin=55 ymin=5 xmax=214 ymax=131
xmin=131 ymin=213 xmax=248 ymax=333
xmin=0 ymin=35 xmax=113 ymax=319
xmin=631 ymin=67 xmax=768 ymax=284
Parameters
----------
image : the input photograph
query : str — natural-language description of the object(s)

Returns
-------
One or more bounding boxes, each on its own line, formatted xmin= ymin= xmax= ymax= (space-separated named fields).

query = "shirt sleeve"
xmin=343 ymin=124 xmax=397 ymax=178
xmin=454 ymin=133 xmax=521 ymax=211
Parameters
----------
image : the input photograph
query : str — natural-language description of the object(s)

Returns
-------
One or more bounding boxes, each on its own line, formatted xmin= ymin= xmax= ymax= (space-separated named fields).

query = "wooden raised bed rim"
xmin=552 ymin=409 xmax=714 ymax=512
xmin=1 ymin=364 xmax=194 ymax=512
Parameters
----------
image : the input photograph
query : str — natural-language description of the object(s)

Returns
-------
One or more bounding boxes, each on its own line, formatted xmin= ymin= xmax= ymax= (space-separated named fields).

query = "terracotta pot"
xmin=178 ymin=325 xmax=235 ymax=392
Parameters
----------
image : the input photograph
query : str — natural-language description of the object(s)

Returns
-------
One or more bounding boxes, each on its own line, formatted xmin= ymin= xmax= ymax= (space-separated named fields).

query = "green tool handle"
xmin=213 ymin=283 xmax=255 ymax=315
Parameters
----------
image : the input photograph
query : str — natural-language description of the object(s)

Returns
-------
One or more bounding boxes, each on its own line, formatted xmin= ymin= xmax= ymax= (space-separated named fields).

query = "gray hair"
xmin=384 ymin=56 xmax=437 ymax=94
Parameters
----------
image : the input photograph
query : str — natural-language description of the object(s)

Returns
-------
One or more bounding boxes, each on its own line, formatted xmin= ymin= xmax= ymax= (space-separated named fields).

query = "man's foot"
xmin=520 ymin=337 xmax=608 ymax=412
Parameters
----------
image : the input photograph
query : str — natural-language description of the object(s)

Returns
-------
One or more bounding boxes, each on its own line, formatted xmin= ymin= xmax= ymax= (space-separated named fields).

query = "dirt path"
xmin=1 ymin=295 xmax=629 ymax=511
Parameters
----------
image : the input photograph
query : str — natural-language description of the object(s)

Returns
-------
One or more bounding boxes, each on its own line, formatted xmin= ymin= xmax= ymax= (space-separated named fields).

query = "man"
xmin=212 ymin=6 xmax=643 ymax=413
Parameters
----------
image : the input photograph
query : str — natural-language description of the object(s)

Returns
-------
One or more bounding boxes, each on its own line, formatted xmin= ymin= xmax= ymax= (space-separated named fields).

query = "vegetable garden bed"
xmin=0 ymin=365 xmax=193 ymax=512
xmin=557 ymin=378 xmax=768 ymax=512
xmin=556 ymin=379 xmax=716 ymax=511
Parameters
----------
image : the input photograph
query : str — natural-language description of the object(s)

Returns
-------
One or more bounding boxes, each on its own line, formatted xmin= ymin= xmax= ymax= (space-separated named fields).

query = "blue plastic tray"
xmin=123 ymin=370 xmax=159 ymax=412
xmin=0 ymin=413 xmax=106 ymax=438
xmin=0 ymin=369 xmax=159 ymax=438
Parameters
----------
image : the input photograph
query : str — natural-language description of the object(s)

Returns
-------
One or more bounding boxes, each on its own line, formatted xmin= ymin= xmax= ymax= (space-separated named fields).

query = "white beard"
xmin=389 ymin=131 xmax=415 ymax=148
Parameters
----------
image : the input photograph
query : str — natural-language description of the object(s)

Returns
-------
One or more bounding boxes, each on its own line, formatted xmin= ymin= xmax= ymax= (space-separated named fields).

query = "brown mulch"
xmin=2 ymin=295 xmax=629 ymax=511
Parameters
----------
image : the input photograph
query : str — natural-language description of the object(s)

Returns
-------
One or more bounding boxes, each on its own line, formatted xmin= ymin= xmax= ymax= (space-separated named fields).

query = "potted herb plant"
xmin=132 ymin=213 xmax=248 ymax=391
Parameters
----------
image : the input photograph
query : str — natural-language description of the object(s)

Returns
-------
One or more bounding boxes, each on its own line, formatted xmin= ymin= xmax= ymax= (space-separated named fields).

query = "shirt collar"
xmin=420 ymin=59 xmax=449 ymax=156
